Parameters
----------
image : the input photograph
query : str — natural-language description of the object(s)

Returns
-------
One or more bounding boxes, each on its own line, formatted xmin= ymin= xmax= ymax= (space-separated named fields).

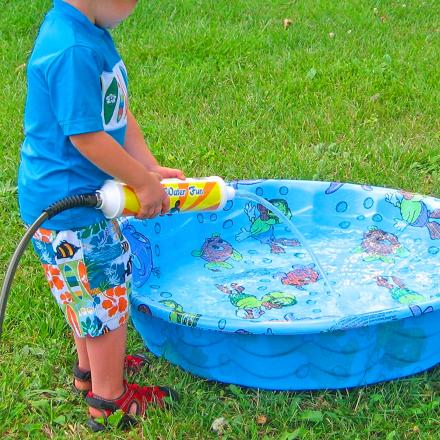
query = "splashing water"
xmin=235 ymin=190 xmax=336 ymax=296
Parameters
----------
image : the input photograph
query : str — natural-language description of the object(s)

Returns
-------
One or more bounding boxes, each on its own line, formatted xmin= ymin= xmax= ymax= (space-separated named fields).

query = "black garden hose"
xmin=0 ymin=193 xmax=99 ymax=339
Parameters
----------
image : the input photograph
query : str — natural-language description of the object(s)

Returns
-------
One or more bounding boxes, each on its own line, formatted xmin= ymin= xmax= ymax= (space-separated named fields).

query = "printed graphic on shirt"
xmin=101 ymin=61 xmax=128 ymax=131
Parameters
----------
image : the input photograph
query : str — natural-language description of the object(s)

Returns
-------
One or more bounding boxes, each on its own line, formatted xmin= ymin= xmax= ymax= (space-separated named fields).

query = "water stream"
xmin=235 ymin=190 xmax=337 ymax=296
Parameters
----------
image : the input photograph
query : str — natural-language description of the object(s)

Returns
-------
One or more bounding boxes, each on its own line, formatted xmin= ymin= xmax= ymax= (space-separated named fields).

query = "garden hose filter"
xmin=97 ymin=176 xmax=235 ymax=218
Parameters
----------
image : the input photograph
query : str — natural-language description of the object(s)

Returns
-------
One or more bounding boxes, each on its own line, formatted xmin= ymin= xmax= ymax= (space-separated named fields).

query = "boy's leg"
xmin=74 ymin=334 xmax=91 ymax=392
xmin=85 ymin=322 xmax=177 ymax=424
xmin=75 ymin=334 xmax=90 ymax=370
xmin=86 ymin=324 xmax=127 ymax=402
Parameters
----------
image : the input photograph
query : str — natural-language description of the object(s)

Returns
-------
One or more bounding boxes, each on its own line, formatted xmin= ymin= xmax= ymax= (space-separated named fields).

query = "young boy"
xmin=18 ymin=0 xmax=183 ymax=430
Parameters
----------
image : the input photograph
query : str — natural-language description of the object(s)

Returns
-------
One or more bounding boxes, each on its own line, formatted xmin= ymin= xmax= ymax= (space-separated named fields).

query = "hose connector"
xmin=44 ymin=193 xmax=100 ymax=219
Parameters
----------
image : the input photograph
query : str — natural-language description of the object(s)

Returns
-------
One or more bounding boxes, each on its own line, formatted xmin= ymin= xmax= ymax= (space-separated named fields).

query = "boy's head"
xmin=94 ymin=0 xmax=138 ymax=28
xmin=66 ymin=0 xmax=138 ymax=29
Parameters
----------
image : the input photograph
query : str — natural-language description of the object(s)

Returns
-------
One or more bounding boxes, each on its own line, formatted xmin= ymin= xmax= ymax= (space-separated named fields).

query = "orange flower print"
xmin=102 ymin=286 xmax=128 ymax=318
xmin=60 ymin=292 xmax=73 ymax=304
xmin=34 ymin=228 xmax=55 ymax=243
xmin=43 ymin=264 xmax=65 ymax=290
xmin=119 ymin=313 xmax=128 ymax=326
xmin=77 ymin=261 xmax=92 ymax=294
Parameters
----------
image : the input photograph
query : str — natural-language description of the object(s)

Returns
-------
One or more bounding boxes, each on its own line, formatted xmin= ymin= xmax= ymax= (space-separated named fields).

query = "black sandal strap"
xmin=85 ymin=384 xmax=128 ymax=412
xmin=73 ymin=363 xmax=91 ymax=382
xmin=85 ymin=395 xmax=119 ymax=412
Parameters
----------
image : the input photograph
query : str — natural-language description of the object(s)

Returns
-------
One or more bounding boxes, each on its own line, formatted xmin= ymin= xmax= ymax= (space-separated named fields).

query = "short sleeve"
xmin=46 ymin=45 xmax=104 ymax=136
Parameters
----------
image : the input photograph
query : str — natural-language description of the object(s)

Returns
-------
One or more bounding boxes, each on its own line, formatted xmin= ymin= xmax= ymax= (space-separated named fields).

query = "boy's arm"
xmin=70 ymin=131 xmax=169 ymax=218
xmin=124 ymin=110 xmax=185 ymax=179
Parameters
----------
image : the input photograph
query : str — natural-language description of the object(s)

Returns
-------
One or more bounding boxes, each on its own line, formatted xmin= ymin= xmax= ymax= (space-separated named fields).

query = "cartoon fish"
xmin=160 ymin=300 xmax=201 ymax=327
xmin=192 ymin=233 xmax=242 ymax=271
xmin=274 ymin=263 xmax=321 ymax=290
xmin=353 ymin=226 xmax=409 ymax=263
xmin=235 ymin=199 xmax=300 ymax=254
xmin=386 ymin=191 xmax=440 ymax=240
xmin=376 ymin=276 xmax=425 ymax=305
xmin=216 ymin=284 xmax=264 ymax=319
xmin=216 ymin=283 xmax=296 ymax=319
xmin=120 ymin=220 xmax=159 ymax=288
xmin=55 ymin=240 xmax=80 ymax=259
xmin=260 ymin=291 xmax=297 ymax=308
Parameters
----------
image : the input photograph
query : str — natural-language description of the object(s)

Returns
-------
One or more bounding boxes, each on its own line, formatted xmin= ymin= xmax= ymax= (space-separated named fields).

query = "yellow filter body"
xmin=98 ymin=177 xmax=234 ymax=218
xmin=163 ymin=178 xmax=224 ymax=213
xmin=122 ymin=185 xmax=140 ymax=216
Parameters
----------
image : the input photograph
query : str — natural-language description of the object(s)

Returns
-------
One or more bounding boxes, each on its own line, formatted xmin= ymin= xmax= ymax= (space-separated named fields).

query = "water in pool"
xmin=124 ymin=180 xmax=440 ymax=333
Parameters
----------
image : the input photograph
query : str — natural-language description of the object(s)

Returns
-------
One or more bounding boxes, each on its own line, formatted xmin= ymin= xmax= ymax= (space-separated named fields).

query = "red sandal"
xmin=73 ymin=353 xmax=150 ymax=396
xmin=124 ymin=354 xmax=150 ymax=374
xmin=85 ymin=380 xmax=179 ymax=431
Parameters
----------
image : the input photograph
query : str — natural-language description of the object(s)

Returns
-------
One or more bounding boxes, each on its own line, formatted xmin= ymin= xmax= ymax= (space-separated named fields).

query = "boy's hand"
xmin=133 ymin=171 xmax=170 ymax=218
xmin=69 ymin=131 xmax=172 ymax=218
xmin=152 ymin=165 xmax=186 ymax=180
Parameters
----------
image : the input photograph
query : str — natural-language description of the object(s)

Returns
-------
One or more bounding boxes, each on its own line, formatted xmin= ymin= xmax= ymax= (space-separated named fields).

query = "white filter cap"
xmin=225 ymin=185 xmax=236 ymax=200
xmin=98 ymin=180 xmax=125 ymax=219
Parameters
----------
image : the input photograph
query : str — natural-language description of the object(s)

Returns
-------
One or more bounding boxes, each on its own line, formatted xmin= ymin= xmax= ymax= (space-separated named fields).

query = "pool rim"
xmin=129 ymin=178 xmax=440 ymax=336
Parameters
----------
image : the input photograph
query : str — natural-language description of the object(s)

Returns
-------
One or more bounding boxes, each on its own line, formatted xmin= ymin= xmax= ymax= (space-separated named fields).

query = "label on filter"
xmin=164 ymin=181 xmax=222 ymax=212
xmin=165 ymin=185 xmax=204 ymax=197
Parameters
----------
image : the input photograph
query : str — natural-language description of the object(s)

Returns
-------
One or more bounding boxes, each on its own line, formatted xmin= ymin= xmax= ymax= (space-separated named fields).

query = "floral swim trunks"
xmin=31 ymin=219 xmax=132 ymax=338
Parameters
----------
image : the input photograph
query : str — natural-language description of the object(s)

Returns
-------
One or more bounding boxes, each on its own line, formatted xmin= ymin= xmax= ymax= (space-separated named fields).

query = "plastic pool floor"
xmin=126 ymin=180 xmax=440 ymax=390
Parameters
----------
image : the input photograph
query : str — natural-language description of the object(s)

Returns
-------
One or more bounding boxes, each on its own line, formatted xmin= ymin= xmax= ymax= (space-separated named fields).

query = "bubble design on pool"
xmin=127 ymin=180 xmax=440 ymax=390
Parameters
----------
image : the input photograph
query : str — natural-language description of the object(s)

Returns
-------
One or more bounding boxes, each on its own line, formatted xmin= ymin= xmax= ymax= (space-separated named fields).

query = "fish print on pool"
xmin=235 ymin=199 xmax=300 ymax=254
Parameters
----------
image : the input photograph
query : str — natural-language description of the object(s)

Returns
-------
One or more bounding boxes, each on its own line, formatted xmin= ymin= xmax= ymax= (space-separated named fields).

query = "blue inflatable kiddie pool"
xmin=124 ymin=180 xmax=440 ymax=390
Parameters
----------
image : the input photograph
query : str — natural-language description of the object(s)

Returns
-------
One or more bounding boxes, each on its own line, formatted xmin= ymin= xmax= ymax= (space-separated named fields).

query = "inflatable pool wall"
xmin=126 ymin=180 xmax=440 ymax=390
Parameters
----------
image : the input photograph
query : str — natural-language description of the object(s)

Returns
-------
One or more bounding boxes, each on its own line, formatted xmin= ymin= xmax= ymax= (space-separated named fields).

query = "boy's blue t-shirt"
xmin=18 ymin=0 xmax=129 ymax=229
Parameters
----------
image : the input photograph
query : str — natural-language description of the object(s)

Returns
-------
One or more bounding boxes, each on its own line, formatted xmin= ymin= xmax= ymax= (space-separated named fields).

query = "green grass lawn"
xmin=1 ymin=0 xmax=440 ymax=438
